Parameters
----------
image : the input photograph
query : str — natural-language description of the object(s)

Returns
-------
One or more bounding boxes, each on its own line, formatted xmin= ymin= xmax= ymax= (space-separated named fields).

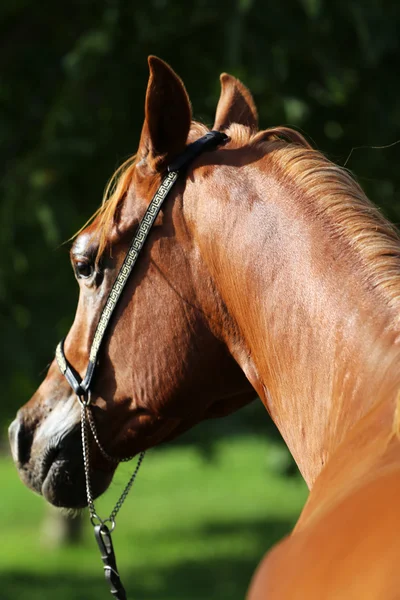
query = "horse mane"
xmin=88 ymin=123 xmax=312 ymax=258
xmin=90 ymin=122 xmax=400 ymax=316
xmin=258 ymin=131 xmax=400 ymax=312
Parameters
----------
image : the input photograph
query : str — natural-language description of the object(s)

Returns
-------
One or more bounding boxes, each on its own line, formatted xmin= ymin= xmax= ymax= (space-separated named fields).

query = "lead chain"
xmin=80 ymin=402 xmax=145 ymax=529
xmin=86 ymin=406 xmax=136 ymax=463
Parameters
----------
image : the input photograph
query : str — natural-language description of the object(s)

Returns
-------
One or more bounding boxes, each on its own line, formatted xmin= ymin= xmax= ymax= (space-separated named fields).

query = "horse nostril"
xmin=8 ymin=416 xmax=34 ymax=466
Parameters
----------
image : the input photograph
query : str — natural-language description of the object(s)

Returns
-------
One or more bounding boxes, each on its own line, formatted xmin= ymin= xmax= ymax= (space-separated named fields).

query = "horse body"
xmin=9 ymin=57 xmax=400 ymax=598
xmin=249 ymin=398 xmax=400 ymax=598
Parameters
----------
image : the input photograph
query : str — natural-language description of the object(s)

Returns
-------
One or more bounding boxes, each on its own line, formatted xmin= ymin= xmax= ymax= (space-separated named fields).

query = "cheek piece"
xmin=55 ymin=131 xmax=229 ymax=600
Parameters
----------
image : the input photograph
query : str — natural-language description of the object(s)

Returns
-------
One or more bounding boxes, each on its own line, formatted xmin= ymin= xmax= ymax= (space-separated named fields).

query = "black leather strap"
xmin=94 ymin=525 xmax=127 ymax=600
xmin=167 ymin=131 xmax=228 ymax=172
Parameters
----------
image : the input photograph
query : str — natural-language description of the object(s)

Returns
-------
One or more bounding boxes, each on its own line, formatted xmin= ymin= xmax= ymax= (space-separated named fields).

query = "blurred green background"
xmin=0 ymin=0 xmax=399 ymax=598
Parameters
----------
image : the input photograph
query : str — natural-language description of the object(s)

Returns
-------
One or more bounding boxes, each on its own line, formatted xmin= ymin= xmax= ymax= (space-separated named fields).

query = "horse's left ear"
xmin=138 ymin=56 xmax=192 ymax=171
xmin=213 ymin=73 xmax=258 ymax=131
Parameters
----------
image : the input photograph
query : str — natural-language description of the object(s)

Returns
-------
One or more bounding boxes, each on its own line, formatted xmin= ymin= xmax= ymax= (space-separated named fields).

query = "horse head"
xmin=9 ymin=57 xmax=257 ymax=508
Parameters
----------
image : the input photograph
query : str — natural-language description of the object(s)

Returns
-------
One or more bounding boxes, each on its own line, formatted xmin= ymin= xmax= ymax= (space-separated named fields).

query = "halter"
xmin=55 ymin=130 xmax=228 ymax=600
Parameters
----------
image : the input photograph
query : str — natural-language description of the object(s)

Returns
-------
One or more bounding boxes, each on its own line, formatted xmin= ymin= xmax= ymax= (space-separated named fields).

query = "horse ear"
xmin=213 ymin=73 xmax=258 ymax=131
xmin=138 ymin=56 xmax=192 ymax=170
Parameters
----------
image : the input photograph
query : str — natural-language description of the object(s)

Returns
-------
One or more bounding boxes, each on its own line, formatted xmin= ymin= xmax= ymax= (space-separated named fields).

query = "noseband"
xmin=55 ymin=131 xmax=228 ymax=599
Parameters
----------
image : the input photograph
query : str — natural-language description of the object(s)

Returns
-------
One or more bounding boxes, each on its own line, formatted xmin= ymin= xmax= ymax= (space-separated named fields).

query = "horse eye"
xmin=75 ymin=261 xmax=94 ymax=279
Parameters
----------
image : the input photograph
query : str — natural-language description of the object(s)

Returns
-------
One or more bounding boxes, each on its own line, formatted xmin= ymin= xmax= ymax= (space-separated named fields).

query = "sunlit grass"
xmin=1 ymin=436 xmax=307 ymax=600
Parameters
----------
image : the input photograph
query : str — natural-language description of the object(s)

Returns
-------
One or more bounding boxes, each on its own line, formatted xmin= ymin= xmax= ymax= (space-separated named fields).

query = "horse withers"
xmin=9 ymin=57 xmax=400 ymax=599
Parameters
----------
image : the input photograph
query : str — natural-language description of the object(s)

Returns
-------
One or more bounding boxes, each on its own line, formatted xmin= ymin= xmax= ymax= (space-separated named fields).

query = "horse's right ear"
xmin=213 ymin=73 xmax=258 ymax=132
xmin=138 ymin=56 xmax=192 ymax=171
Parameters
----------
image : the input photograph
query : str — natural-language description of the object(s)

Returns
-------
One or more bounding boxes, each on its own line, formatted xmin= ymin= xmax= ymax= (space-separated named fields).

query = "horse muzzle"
xmin=8 ymin=402 xmax=114 ymax=508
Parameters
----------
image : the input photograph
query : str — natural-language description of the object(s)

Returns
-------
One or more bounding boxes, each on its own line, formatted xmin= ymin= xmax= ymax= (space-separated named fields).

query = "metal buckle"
xmin=77 ymin=390 xmax=91 ymax=407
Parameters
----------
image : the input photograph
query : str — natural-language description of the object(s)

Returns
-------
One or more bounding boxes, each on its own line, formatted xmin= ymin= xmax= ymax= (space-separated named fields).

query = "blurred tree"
xmin=41 ymin=505 xmax=83 ymax=547
xmin=0 ymin=0 xmax=399 ymax=442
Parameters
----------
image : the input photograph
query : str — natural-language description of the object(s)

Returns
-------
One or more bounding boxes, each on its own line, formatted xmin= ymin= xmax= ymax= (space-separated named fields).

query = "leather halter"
xmin=54 ymin=130 xmax=228 ymax=600
xmin=55 ymin=130 xmax=228 ymax=401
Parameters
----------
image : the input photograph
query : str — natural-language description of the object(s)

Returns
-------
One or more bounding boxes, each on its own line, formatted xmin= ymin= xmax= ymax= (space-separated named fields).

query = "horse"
xmin=9 ymin=56 xmax=400 ymax=599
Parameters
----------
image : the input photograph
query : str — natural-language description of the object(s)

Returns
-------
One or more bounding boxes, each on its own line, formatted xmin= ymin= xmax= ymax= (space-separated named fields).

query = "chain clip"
xmin=77 ymin=390 xmax=91 ymax=407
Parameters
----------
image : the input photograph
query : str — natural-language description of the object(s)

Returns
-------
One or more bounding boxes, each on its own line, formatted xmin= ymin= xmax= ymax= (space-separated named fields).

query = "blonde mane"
xmin=88 ymin=123 xmax=315 ymax=258
xmin=89 ymin=122 xmax=400 ymax=315
xmin=263 ymin=133 xmax=400 ymax=312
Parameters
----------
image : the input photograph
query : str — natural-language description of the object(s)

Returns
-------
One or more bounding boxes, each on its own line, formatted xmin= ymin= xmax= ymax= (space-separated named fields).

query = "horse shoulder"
xmin=247 ymin=464 xmax=400 ymax=599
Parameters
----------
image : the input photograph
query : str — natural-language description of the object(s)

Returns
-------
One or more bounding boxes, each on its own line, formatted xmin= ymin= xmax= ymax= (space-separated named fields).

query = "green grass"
xmin=1 ymin=436 xmax=307 ymax=600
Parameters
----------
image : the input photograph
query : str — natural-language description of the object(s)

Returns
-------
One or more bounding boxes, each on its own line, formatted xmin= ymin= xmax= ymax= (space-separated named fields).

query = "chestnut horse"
xmin=9 ymin=57 xmax=400 ymax=599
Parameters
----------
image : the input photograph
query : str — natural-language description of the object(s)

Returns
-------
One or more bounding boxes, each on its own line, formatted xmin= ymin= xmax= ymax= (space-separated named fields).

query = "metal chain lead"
xmin=109 ymin=450 xmax=145 ymax=523
xmin=80 ymin=400 xmax=145 ymax=529
xmin=80 ymin=402 xmax=97 ymax=519
xmin=86 ymin=406 xmax=136 ymax=463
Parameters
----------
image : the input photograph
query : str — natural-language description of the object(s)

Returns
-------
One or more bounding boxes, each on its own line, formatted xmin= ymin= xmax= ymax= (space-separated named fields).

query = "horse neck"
xmin=186 ymin=155 xmax=400 ymax=487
